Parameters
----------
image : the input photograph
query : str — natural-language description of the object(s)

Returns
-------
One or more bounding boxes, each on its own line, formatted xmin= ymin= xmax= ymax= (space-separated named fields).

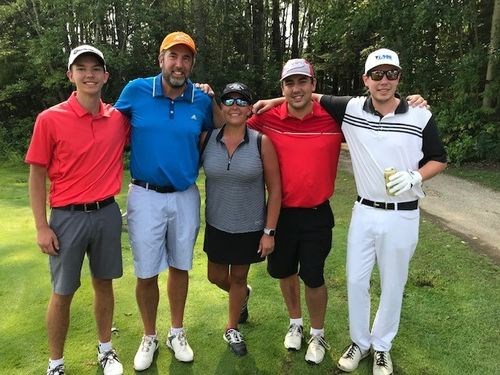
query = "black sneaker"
xmin=46 ymin=364 xmax=65 ymax=375
xmin=238 ymin=285 xmax=252 ymax=324
xmin=223 ymin=328 xmax=248 ymax=356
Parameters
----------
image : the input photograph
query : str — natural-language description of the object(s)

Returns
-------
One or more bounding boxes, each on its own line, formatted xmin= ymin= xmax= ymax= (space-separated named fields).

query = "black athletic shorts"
xmin=267 ymin=201 xmax=334 ymax=288
xmin=203 ymin=223 xmax=265 ymax=265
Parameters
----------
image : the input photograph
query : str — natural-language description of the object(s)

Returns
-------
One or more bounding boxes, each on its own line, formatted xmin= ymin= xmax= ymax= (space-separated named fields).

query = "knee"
xmin=230 ymin=273 xmax=247 ymax=287
xmin=49 ymin=292 xmax=74 ymax=310
xmin=347 ymin=274 xmax=370 ymax=291
xmin=207 ymin=272 xmax=226 ymax=287
xmin=137 ymin=276 xmax=158 ymax=289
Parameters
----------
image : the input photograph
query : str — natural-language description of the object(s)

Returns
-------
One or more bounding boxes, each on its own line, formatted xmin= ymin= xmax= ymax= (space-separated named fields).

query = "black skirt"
xmin=203 ymin=223 xmax=265 ymax=265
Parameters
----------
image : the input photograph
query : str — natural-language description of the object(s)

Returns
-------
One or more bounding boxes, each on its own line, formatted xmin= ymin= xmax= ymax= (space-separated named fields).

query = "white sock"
xmin=48 ymin=358 xmax=64 ymax=369
xmin=310 ymin=327 xmax=324 ymax=337
xmin=170 ymin=327 xmax=184 ymax=336
xmin=98 ymin=341 xmax=113 ymax=353
xmin=289 ymin=318 xmax=303 ymax=327
xmin=145 ymin=332 xmax=157 ymax=340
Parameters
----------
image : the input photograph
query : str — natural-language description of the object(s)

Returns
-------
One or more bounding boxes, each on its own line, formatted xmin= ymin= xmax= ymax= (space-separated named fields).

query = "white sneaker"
xmin=337 ymin=342 xmax=370 ymax=372
xmin=373 ymin=351 xmax=393 ymax=375
xmin=305 ymin=335 xmax=330 ymax=364
xmin=46 ymin=364 xmax=65 ymax=375
xmin=284 ymin=323 xmax=303 ymax=351
xmin=133 ymin=335 xmax=159 ymax=371
xmin=166 ymin=330 xmax=194 ymax=362
xmin=97 ymin=349 xmax=123 ymax=375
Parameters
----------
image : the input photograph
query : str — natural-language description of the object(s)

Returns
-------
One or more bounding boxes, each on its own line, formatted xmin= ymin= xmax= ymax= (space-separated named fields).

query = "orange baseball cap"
xmin=159 ymin=32 xmax=196 ymax=55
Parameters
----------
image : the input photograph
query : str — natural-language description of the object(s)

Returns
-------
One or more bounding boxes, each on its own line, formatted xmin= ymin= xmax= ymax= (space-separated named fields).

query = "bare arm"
xmin=195 ymin=83 xmax=224 ymax=128
xmin=211 ymin=98 xmax=224 ymax=128
xmin=252 ymin=97 xmax=286 ymax=114
xmin=199 ymin=130 xmax=208 ymax=150
xmin=311 ymin=93 xmax=323 ymax=101
xmin=419 ymin=160 xmax=447 ymax=181
xmin=29 ymin=164 xmax=59 ymax=255
xmin=258 ymin=135 xmax=281 ymax=257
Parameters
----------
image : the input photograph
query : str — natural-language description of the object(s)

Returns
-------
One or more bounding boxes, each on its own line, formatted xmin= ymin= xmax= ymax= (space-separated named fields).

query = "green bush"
xmin=436 ymin=107 xmax=500 ymax=164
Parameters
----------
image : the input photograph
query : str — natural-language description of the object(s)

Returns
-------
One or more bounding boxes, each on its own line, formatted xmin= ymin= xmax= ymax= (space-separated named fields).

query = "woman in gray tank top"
xmin=199 ymin=82 xmax=281 ymax=356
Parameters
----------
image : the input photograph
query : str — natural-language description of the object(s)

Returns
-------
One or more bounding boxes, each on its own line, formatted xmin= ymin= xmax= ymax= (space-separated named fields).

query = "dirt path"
xmin=339 ymin=146 xmax=500 ymax=263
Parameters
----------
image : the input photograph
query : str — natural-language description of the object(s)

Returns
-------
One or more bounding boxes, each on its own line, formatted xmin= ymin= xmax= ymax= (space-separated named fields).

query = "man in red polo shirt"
xmin=25 ymin=45 xmax=129 ymax=375
xmin=247 ymin=59 xmax=343 ymax=365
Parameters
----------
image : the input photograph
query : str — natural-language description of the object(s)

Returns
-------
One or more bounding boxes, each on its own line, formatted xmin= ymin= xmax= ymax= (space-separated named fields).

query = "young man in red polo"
xmin=247 ymin=59 xmax=343 ymax=365
xmin=26 ymin=45 xmax=129 ymax=375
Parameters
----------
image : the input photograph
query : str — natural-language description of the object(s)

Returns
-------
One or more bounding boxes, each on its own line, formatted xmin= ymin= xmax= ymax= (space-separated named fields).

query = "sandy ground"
xmin=339 ymin=146 xmax=500 ymax=263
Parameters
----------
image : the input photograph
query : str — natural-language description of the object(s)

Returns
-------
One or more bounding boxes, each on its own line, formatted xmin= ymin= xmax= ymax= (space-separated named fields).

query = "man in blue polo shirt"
xmin=115 ymin=31 xmax=219 ymax=370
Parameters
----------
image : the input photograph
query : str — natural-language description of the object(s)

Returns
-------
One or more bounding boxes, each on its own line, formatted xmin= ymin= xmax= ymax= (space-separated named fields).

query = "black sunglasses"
xmin=368 ymin=69 xmax=401 ymax=81
xmin=221 ymin=98 xmax=250 ymax=107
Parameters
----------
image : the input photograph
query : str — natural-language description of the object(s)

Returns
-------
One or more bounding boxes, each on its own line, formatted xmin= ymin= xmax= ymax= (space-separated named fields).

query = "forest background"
xmin=0 ymin=0 xmax=499 ymax=165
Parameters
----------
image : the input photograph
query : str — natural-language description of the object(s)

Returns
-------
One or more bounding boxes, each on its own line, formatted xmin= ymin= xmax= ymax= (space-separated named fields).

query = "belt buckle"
xmin=83 ymin=202 xmax=99 ymax=212
xmin=374 ymin=201 xmax=387 ymax=209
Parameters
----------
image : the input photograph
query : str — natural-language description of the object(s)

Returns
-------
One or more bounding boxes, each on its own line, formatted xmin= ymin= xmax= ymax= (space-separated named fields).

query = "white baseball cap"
xmin=364 ymin=48 xmax=400 ymax=74
xmin=280 ymin=58 xmax=315 ymax=81
xmin=68 ymin=45 xmax=106 ymax=70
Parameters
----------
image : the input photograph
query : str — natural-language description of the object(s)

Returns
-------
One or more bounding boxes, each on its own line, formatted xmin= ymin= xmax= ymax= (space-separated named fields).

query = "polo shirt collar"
xmin=216 ymin=124 xmax=250 ymax=144
xmin=67 ymin=91 xmax=108 ymax=118
xmin=363 ymin=93 xmax=408 ymax=115
xmin=152 ymin=73 xmax=195 ymax=103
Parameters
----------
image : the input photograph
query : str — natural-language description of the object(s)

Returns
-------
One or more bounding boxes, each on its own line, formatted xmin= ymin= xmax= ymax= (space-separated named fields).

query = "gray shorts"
xmin=49 ymin=202 xmax=123 ymax=295
xmin=127 ymin=183 xmax=200 ymax=278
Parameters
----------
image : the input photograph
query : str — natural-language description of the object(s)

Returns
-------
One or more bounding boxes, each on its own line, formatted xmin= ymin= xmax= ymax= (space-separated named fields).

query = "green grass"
xmin=1 ymin=165 xmax=499 ymax=374
xmin=445 ymin=162 xmax=500 ymax=192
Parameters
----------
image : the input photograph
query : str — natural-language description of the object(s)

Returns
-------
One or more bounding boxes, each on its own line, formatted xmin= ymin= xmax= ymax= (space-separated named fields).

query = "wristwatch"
xmin=263 ymin=228 xmax=276 ymax=237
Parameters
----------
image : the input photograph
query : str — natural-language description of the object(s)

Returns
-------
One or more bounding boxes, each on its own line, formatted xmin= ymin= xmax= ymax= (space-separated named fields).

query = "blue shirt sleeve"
xmin=114 ymin=81 xmax=134 ymax=117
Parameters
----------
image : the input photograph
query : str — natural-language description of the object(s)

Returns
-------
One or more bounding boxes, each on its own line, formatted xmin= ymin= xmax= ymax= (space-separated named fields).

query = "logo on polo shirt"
xmin=191 ymin=114 xmax=198 ymax=120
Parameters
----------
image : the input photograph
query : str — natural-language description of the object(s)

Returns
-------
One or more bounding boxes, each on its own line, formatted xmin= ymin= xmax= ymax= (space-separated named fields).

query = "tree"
xmin=0 ymin=0 xmax=497 ymax=162
xmin=290 ymin=0 xmax=299 ymax=58
xmin=483 ymin=0 xmax=500 ymax=111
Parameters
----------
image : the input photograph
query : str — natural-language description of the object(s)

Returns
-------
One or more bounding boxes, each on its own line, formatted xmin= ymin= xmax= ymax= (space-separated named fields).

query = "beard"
xmin=163 ymin=71 xmax=187 ymax=88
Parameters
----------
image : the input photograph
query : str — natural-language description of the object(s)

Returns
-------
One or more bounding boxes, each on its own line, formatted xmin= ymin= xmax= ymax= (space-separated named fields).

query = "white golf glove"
xmin=387 ymin=170 xmax=422 ymax=196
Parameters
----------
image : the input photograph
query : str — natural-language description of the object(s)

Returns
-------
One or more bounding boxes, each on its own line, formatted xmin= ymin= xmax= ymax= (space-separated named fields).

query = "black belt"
xmin=53 ymin=197 xmax=115 ymax=212
xmin=357 ymin=196 xmax=418 ymax=211
xmin=131 ymin=179 xmax=177 ymax=193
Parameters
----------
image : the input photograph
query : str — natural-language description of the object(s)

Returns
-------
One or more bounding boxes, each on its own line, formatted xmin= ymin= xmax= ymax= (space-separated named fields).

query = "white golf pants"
xmin=346 ymin=202 xmax=419 ymax=352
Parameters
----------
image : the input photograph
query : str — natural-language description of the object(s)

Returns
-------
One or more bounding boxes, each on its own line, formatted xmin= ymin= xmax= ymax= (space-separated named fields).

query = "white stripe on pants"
xmin=346 ymin=202 xmax=419 ymax=352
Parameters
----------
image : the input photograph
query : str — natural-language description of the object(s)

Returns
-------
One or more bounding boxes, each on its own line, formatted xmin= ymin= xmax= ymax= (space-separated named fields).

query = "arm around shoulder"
xmin=252 ymin=97 xmax=286 ymax=114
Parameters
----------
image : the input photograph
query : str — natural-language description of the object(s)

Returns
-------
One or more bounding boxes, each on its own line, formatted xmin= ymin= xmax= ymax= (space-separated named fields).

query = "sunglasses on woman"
xmin=367 ymin=69 xmax=401 ymax=81
xmin=221 ymin=98 xmax=250 ymax=107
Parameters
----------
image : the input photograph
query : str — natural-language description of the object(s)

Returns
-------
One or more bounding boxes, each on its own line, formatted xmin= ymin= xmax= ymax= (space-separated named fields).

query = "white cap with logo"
xmin=364 ymin=48 xmax=400 ymax=74
xmin=68 ymin=45 xmax=106 ymax=70
xmin=280 ymin=58 xmax=315 ymax=81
